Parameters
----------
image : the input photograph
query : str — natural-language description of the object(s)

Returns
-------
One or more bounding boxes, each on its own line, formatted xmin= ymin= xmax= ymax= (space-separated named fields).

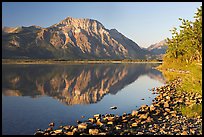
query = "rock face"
xmin=147 ymin=40 xmax=167 ymax=55
xmin=2 ymin=17 xmax=149 ymax=59
xmin=146 ymin=40 xmax=168 ymax=60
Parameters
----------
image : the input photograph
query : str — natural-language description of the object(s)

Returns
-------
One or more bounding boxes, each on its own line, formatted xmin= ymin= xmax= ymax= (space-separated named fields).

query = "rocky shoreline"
xmin=34 ymin=78 xmax=202 ymax=135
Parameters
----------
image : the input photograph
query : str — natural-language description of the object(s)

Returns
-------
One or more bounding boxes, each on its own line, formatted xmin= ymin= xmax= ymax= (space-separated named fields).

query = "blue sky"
xmin=2 ymin=2 xmax=202 ymax=48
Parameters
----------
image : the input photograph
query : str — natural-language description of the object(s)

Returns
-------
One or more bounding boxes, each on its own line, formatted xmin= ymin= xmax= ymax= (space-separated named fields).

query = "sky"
xmin=2 ymin=2 xmax=202 ymax=48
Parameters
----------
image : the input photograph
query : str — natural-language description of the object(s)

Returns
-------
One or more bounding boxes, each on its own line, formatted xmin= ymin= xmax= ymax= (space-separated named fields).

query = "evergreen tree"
xmin=164 ymin=6 xmax=202 ymax=64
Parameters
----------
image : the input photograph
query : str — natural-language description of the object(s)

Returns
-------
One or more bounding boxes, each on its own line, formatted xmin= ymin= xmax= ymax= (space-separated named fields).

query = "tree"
xmin=164 ymin=6 xmax=202 ymax=64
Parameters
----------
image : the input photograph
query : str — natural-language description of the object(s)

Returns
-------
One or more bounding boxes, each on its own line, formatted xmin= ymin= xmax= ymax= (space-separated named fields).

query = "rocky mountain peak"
xmin=2 ymin=16 xmax=150 ymax=60
xmin=2 ymin=26 xmax=22 ymax=33
xmin=147 ymin=39 xmax=167 ymax=51
xmin=146 ymin=39 xmax=168 ymax=60
xmin=50 ymin=17 xmax=105 ymax=32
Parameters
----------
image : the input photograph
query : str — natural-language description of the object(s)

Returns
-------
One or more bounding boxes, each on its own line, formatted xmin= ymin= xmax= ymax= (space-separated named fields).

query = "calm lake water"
xmin=2 ymin=63 xmax=166 ymax=135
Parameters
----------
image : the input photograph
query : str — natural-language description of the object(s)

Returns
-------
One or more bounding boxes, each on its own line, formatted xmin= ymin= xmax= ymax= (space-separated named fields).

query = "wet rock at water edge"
xmin=81 ymin=115 xmax=85 ymax=118
xmin=54 ymin=129 xmax=63 ymax=134
xmin=49 ymin=122 xmax=55 ymax=127
xmin=63 ymin=125 xmax=71 ymax=131
xmin=34 ymin=131 xmax=44 ymax=135
xmin=149 ymin=105 xmax=156 ymax=111
xmin=77 ymin=120 xmax=82 ymax=124
xmin=131 ymin=110 xmax=138 ymax=116
xmin=94 ymin=114 xmax=101 ymax=118
xmin=46 ymin=127 xmax=53 ymax=132
xmin=110 ymin=106 xmax=117 ymax=110
xmin=78 ymin=123 xmax=88 ymax=129
xmin=89 ymin=118 xmax=96 ymax=123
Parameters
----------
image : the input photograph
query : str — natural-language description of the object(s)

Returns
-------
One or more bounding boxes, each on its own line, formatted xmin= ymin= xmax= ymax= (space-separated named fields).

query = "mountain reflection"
xmin=2 ymin=63 xmax=165 ymax=105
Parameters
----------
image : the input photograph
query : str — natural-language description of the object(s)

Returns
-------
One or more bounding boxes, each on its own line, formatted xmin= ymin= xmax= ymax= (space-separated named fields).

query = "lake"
xmin=2 ymin=63 xmax=166 ymax=135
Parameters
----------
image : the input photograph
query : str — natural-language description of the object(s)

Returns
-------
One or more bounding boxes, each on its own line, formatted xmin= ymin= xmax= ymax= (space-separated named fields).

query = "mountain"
xmin=2 ymin=17 xmax=149 ymax=59
xmin=145 ymin=40 xmax=168 ymax=60
xmin=147 ymin=40 xmax=167 ymax=54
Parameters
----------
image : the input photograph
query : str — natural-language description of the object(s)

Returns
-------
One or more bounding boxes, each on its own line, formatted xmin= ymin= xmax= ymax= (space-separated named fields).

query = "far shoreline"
xmin=2 ymin=59 xmax=163 ymax=64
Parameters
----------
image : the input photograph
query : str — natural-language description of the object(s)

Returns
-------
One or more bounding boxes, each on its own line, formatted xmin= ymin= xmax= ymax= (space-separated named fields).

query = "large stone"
xmin=78 ymin=123 xmax=88 ymax=129
xmin=137 ymin=132 xmax=143 ymax=135
xmin=107 ymin=116 xmax=115 ymax=122
xmin=166 ymin=96 xmax=171 ymax=100
xmin=89 ymin=129 xmax=99 ymax=135
xmin=46 ymin=127 xmax=52 ymax=132
xmin=122 ymin=119 xmax=128 ymax=123
xmin=131 ymin=110 xmax=138 ymax=116
xmin=165 ymin=108 xmax=171 ymax=113
xmin=110 ymin=106 xmax=117 ymax=109
xmin=72 ymin=128 xmax=78 ymax=133
xmin=98 ymin=132 xmax=107 ymax=135
xmin=65 ymin=132 xmax=74 ymax=135
xmin=54 ymin=129 xmax=63 ymax=134
xmin=181 ymin=131 xmax=188 ymax=135
xmin=107 ymin=121 xmax=113 ymax=125
xmin=131 ymin=123 xmax=138 ymax=128
xmin=115 ymin=126 xmax=121 ymax=130
xmin=96 ymin=120 xmax=103 ymax=126
xmin=149 ymin=105 xmax=156 ymax=111
xmin=163 ymin=102 xmax=169 ymax=108
xmin=49 ymin=122 xmax=55 ymax=127
xmin=63 ymin=125 xmax=71 ymax=130
xmin=139 ymin=114 xmax=148 ymax=120
xmin=146 ymin=116 xmax=153 ymax=123
xmin=94 ymin=114 xmax=101 ymax=118
xmin=89 ymin=118 xmax=96 ymax=123
xmin=34 ymin=131 xmax=44 ymax=135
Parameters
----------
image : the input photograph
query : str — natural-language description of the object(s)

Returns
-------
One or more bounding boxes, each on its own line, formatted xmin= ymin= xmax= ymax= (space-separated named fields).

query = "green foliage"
xmin=159 ymin=62 xmax=202 ymax=94
xmin=164 ymin=6 xmax=202 ymax=64
xmin=180 ymin=104 xmax=202 ymax=118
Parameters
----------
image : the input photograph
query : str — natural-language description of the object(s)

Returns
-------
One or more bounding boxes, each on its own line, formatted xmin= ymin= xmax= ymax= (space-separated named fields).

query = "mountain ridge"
xmin=2 ymin=17 xmax=154 ymax=60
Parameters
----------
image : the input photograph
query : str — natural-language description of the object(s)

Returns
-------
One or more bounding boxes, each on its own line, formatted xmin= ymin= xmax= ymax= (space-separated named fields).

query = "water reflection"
xmin=2 ymin=63 xmax=165 ymax=105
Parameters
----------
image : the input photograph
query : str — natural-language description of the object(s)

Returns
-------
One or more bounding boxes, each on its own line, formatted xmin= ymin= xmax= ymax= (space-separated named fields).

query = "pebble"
xmin=131 ymin=110 xmax=138 ymax=116
xmin=49 ymin=122 xmax=54 ymax=127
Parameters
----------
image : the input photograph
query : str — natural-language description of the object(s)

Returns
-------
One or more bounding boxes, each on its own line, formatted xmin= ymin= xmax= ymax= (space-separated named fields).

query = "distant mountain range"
xmin=2 ymin=17 xmax=167 ymax=60
xmin=147 ymin=40 xmax=167 ymax=54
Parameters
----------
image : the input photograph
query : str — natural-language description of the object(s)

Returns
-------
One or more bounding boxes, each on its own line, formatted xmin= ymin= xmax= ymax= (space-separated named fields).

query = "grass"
xmin=157 ymin=60 xmax=202 ymax=118
xmin=180 ymin=104 xmax=202 ymax=118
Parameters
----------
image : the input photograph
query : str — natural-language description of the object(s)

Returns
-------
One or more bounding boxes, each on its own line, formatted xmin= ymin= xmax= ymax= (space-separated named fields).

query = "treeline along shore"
xmin=2 ymin=59 xmax=162 ymax=64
